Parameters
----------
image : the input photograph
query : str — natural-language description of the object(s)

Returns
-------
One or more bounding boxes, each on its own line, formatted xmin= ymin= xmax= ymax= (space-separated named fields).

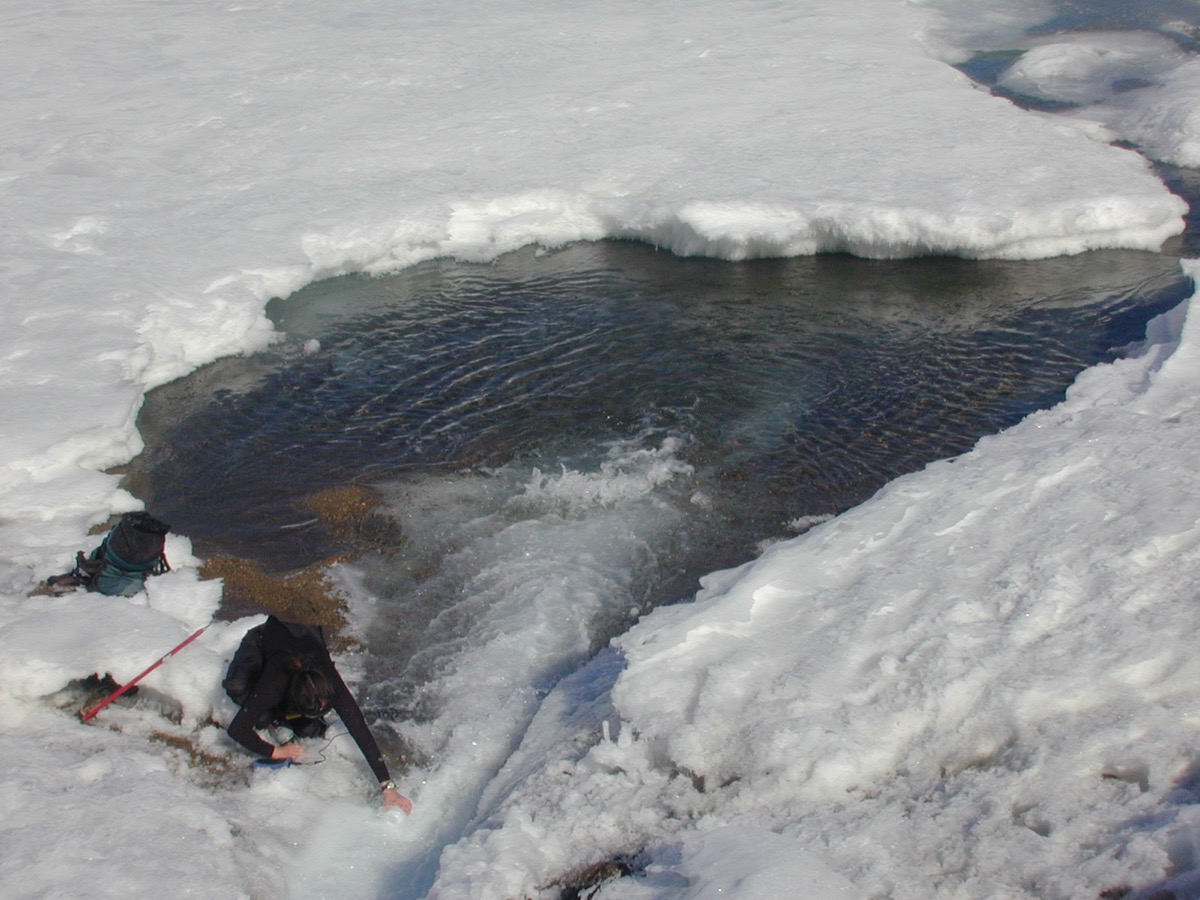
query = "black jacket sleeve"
xmin=226 ymin=655 xmax=292 ymax=759
xmin=324 ymin=658 xmax=392 ymax=784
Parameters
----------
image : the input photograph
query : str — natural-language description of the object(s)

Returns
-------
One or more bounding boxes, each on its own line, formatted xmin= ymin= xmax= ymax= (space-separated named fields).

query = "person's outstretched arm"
xmin=325 ymin=660 xmax=413 ymax=813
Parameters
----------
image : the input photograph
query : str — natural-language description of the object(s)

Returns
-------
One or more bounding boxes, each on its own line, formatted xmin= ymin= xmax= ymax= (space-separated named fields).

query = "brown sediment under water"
xmin=195 ymin=483 xmax=399 ymax=640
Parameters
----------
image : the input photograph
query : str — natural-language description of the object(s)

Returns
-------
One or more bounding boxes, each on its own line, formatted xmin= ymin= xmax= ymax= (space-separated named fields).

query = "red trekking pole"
xmin=80 ymin=625 xmax=209 ymax=722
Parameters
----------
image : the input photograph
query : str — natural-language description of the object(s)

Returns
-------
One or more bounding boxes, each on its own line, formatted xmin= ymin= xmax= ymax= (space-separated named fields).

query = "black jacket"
xmin=225 ymin=616 xmax=391 ymax=784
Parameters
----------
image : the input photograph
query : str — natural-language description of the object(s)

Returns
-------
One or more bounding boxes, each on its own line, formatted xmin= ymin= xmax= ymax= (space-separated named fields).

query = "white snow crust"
xmin=1 ymin=1 xmax=1197 ymax=898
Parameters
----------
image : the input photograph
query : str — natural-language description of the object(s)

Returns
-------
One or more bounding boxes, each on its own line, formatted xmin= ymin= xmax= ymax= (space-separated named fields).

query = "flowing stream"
xmin=125 ymin=239 xmax=1190 ymax=704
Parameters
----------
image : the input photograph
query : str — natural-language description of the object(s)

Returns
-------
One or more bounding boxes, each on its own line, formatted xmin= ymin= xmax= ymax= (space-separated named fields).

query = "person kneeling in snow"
xmin=223 ymin=615 xmax=412 ymax=813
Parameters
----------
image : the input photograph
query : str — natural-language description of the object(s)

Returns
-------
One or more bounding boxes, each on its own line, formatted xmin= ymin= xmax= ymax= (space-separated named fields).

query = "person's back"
xmin=224 ymin=616 xmax=332 ymax=735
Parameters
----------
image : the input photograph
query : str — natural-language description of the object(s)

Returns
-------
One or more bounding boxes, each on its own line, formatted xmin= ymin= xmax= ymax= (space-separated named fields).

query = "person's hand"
xmin=382 ymin=786 xmax=413 ymax=814
xmin=271 ymin=742 xmax=305 ymax=761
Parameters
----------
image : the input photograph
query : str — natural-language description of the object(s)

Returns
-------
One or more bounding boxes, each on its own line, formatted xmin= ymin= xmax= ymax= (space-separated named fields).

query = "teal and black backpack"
xmin=76 ymin=512 xmax=172 ymax=596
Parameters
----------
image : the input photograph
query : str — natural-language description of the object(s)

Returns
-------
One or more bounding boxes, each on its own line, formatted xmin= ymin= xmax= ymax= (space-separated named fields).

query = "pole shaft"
xmin=80 ymin=625 xmax=208 ymax=722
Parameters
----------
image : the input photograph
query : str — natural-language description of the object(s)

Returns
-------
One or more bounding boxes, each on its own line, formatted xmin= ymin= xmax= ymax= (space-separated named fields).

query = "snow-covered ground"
xmin=2 ymin=0 xmax=1199 ymax=897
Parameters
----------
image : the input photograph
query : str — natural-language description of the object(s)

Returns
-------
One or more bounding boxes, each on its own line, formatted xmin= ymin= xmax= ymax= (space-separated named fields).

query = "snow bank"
xmin=991 ymin=30 xmax=1200 ymax=168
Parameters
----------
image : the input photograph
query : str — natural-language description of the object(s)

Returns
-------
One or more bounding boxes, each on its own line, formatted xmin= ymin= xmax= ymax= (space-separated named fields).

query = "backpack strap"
xmin=101 ymin=543 xmax=171 ymax=576
xmin=72 ymin=547 xmax=105 ymax=585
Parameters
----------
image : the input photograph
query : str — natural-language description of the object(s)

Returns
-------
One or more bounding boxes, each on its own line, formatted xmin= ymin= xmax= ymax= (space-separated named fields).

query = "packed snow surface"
xmin=1 ymin=0 xmax=1198 ymax=898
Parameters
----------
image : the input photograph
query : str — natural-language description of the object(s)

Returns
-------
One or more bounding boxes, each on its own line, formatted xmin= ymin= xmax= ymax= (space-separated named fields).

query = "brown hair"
xmin=288 ymin=667 xmax=333 ymax=717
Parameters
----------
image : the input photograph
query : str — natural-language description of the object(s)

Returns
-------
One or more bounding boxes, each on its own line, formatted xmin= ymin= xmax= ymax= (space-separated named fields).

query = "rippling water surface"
xmin=129 ymin=241 xmax=1187 ymax=616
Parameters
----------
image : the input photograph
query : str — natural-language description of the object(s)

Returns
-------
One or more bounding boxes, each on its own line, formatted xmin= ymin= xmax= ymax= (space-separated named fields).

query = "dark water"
xmin=127 ymin=241 xmax=1190 ymax=615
